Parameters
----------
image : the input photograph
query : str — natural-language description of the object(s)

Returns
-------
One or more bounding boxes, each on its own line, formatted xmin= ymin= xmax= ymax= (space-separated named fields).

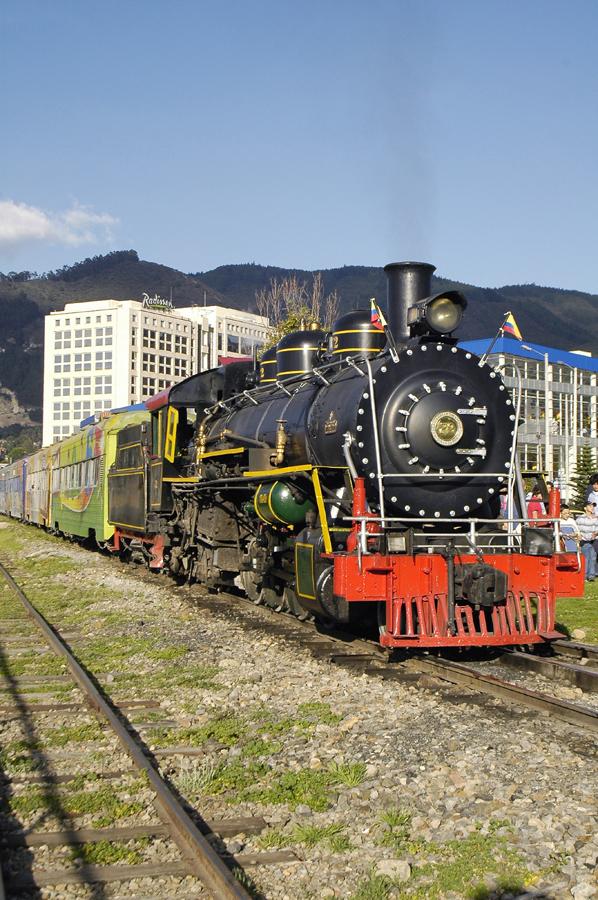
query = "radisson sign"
xmin=141 ymin=292 xmax=173 ymax=311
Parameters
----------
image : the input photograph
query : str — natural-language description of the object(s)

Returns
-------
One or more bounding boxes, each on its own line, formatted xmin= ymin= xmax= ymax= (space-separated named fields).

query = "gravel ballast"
xmin=0 ymin=519 xmax=596 ymax=900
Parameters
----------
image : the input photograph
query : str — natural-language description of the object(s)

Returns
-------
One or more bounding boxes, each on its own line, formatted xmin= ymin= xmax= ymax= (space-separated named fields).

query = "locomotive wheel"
xmin=240 ymin=569 xmax=263 ymax=603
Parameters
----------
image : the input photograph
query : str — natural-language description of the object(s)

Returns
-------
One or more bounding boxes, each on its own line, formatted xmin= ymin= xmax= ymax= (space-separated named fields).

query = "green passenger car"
xmin=51 ymin=410 xmax=150 ymax=542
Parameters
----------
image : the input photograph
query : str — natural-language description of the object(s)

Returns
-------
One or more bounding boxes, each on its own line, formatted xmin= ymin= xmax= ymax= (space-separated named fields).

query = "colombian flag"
xmin=501 ymin=312 xmax=522 ymax=341
xmin=370 ymin=298 xmax=387 ymax=331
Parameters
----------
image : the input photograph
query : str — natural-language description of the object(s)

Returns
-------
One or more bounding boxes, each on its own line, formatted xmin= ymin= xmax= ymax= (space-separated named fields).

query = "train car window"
xmin=164 ymin=407 xmax=179 ymax=463
xmin=151 ymin=412 xmax=163 ymax=457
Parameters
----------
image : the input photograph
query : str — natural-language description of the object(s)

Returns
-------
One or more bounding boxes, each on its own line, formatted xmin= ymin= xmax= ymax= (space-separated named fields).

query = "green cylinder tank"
xmin=254 ymin=481 xmax=315 ymax=526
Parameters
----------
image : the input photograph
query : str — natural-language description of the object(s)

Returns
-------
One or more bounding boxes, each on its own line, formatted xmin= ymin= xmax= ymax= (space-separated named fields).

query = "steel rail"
xmin=500 ymin=649 xmax=598 ymax=693
xmin=405 ymin=656 xmax=598 ymax=734
xmin=0 ymin=560 xmax=250 ymax=900
xmin=190 ymin=583 xmax=598 ymax=736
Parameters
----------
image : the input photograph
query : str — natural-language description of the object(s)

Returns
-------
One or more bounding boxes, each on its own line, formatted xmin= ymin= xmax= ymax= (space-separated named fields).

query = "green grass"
xmin=361 ymin=812 xmax=532 ymax=900
xmin=148 ymin=711 xmax=247 ymax=748
xmin=9 ymin=780 xmax=146 ymax=825
xmin=556 ymin=580 xmax=598 ymax=642
xmin=351 ymin=873 xmax=393 ymax=900
xmin=292 ymin=822 xmax=351 ymax=851
xmin=2 ymin=652 xmax=67 ymax=677
xmin=245 ymin=768 xmax=333 ymax=811
xmin=43 ymin=721 xmax=105 ymax=747
xmin=410 ymin=831 xmax=527 ymax=899
xmin=70 ymin=838 xmax=147 ymax=866
xmin=377 ymin=808 xmax=413 ymax=852
xmin=257 ymin=822 xmax=351 ymax=852
xmin=328 ymin=761 xmax=367 ymax=787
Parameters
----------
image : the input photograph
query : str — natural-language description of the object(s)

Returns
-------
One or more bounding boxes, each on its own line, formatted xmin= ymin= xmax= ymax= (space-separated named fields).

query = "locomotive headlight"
xmin=407 ymin=290 xmax=467 ymax=336
xmin=426 ymin=296 xmax=463 ymax=333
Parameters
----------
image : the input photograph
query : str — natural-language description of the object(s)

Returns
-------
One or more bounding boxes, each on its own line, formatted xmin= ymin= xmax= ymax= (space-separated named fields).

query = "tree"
xmin=256 ymin=272 xmax=340 ymax=350
xmin=570 ymin=444 xmax=597 ymax=510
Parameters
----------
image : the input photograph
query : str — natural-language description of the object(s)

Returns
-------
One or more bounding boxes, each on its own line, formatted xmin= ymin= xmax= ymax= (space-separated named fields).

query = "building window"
xmin=142 ymin=329 xmax=156 ymax=349
xmin=227 ymin=334 xmax=240 ymax=353
xmin=217 ymin=333 xmax=223 ymax=351
xmin=95 ymin=375 xmax=112 ymax=394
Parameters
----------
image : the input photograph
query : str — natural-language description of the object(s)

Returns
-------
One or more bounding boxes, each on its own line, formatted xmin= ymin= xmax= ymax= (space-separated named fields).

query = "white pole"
xmin=572 ymin=366 xmax=578 ymax=477
xmin=544 ymin=352 xmax=551 ymax=478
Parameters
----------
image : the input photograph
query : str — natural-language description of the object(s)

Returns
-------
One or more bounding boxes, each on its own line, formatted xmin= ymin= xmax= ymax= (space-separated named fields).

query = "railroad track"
xmin=497 ymin=642 xmax=598 ymax=694
xmin=179 ymin=583 xmax=598 ymax=738
xmin=0 ymin=560 xmax=297 ymax=898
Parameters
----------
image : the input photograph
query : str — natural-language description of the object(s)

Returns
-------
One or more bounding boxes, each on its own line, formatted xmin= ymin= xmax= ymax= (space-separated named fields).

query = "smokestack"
xmin=384 ymin=261 xmax=435 ymax=342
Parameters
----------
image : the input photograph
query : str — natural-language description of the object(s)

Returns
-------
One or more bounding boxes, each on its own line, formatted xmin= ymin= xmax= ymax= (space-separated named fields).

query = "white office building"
xmin=42 ymin=298 xmax=269 ymax=447
xmin=178 ymin=305 xmax=269 ymax=362
xmin=460 ymin=336 xmax=598 ymax=492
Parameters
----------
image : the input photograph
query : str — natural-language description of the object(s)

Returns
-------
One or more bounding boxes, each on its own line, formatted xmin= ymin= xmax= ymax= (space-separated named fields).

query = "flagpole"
xmin=370 ymin=297 xmax=399 ymax=363
xmin=479 ymin=327 xmax=504 ymax=366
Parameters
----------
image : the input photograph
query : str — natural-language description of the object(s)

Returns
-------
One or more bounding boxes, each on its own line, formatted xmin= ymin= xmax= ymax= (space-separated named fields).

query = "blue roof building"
xmin=459 ymin=337 xmax=597 ymax=494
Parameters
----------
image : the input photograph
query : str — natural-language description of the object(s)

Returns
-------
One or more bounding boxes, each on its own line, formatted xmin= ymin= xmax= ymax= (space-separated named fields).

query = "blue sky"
xmin=1 ymin=0 xmax=597 ymax=291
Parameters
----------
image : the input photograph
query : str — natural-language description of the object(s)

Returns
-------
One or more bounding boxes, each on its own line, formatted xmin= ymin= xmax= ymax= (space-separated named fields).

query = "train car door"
xmin=108 ymin=424 xmax=148 ymax=531
xmin=148 ymin=406 xmax=180 ymax=513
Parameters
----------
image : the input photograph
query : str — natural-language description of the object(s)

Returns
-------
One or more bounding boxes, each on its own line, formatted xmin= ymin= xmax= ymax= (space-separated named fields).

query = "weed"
xmin=148 ymin=712 xmax=247 ymax=749
xmin=152 ymin=645 xmax=190 ymax=661
xmin=70 ymin=840 xmax=144 ymax=866
xmin=240 ymin=737 xmax=282 ymax=758
xmin=43 ymin=721 xmax=105 ymax=747
xmin=174 ymin=759 xmax=221 ymax=795
xmin=350 ymin=872 xmax=392 ymax=900
xmin=232 ymin=867 xmax=260 ymax=898
xmin=256 ymin=828 xmax=290 ymax=850
xmin=243 ymin=768 xmax=333 ymax=812
xmin=328 ymin=761 xmax=367 ymax=787
xmin=10 ymin=780 xmax=146 ymax=824
xmin=292 ymin=822 xmax=350 ymax=851
xmin=296 ymin=701 xmax=342 ymax=727
xmin=377 ymin=807 xmax=412 ymax=851
xmin=407 ymin=830 xmax=528 ymax=900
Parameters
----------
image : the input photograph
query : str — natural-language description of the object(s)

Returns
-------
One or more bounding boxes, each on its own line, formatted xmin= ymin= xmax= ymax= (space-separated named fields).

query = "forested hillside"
xmin=1 ymin=250 xmax=597 ymax=441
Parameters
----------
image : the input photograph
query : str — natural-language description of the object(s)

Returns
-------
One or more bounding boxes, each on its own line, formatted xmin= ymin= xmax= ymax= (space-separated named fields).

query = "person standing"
xmin=560 ymin=505 xmax=581 ymax=552
xmin=585 ymin=476 xmax=598 ymax=509
xmin=527 ymin=488 xmax=545 ymax=522
xmin=576 ymin=502 xmax=598 ymax=582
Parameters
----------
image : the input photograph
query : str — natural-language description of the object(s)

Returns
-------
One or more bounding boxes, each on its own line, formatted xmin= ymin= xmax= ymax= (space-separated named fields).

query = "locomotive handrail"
xmin=200 ymin=352 xmax=372 ymax=418
xmin=365 ymin=357 xmax=386 ymax=522
xmin=345 ymin=513 xmax=564 ymax=556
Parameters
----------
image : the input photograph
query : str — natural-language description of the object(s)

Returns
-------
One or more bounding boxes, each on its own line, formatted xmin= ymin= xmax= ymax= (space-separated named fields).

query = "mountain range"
xmin=1 ymin=249 xmax=596 ymax=443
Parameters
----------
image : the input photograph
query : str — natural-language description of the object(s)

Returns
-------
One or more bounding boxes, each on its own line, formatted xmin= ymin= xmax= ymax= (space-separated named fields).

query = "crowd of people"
xmin=531 ymin=475 xmax=598 ymax=584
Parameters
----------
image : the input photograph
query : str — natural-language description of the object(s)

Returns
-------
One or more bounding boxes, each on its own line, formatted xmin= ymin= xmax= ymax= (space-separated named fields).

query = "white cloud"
xmin=0 ymin=200 xmax=118 ymax=249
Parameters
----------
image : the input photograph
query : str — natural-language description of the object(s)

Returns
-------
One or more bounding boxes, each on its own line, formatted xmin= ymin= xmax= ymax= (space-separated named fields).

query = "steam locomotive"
xmin=0 ymin=262 xmax=583 ymax=648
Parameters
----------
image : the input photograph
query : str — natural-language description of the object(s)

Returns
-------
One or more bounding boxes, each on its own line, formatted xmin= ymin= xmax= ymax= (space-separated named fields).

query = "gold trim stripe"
xmin=163 ymin=476 xmax=200 ymax=483
xmin=331 ymin=348 xmax=379 ymax=354
xmin=312 ymin=467 xmax=332 ymax=553
xmin=277 ymin=346 xmax=320 ymax=353
xmin=197 ymin=447 xmax=245 ymax=460
xmin=332 ymin=328 xmax=384 ymax=336
xmin=244 ymin=463 xmax=313 ymax=478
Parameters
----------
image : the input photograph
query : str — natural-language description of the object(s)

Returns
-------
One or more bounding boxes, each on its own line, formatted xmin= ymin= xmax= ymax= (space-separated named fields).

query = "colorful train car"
xmin=0 ymin=409 xmax=150 ymax=547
